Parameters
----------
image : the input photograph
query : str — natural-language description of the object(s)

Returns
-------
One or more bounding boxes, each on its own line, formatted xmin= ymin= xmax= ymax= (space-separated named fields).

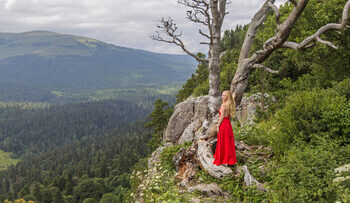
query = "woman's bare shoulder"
xmin=220 ymin=103 xmax=229 ymax=113
xmin=220 ymin=103 xmax=227 ymax=110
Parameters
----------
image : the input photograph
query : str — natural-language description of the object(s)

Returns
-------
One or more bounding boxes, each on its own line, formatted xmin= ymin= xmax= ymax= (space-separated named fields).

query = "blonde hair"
xmin=223 ymin=90 xmax=236 ymax=118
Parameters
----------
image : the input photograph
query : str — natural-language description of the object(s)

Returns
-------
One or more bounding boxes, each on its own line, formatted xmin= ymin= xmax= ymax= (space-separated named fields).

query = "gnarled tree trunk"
xmin=207 ymin=0 xmax=226 ymax=117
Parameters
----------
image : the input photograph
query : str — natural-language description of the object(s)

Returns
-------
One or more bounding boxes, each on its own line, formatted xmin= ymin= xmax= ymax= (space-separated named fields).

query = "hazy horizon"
xmin=0 ymin=0 xmax=285 ymax=55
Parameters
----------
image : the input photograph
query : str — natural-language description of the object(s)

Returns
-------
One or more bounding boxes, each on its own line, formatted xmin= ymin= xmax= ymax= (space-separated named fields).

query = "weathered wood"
xmin=239 ymin=165 xmax=267 ymax=192
xmin=197 ymin=139 xmax=234 ymax=179
xmin=187 ymin=183 xmax=232 ymax=198
xmin=238 ymin=0 xmax=275 ymax=63
xmin=173 ymin=145 xmax=199 ymax=187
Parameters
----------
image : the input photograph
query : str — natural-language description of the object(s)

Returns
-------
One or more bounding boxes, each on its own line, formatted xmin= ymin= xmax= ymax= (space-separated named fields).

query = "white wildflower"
xmin=334 ymin=164 xmax=350 ymax=174
xmin=333 ymin=176 xmax=350 ymax=183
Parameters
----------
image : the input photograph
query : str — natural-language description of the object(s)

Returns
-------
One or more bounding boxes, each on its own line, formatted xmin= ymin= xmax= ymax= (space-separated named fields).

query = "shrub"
xmin=99 ymin=193 xmax=118 ymax=203
xmin=220 ymin=172 xmax=268 ymax=202
xmin=233 ymin=122 xmax=270 ymax=146
xmin=269 ymin=88 xmax=350 ymax=156
xmin=269 ymin=143 xmax=343 ymax=202
xmin=333 ymin=78 xmax=350 ymax=99
xmin=82 ymin=198 xmax=98 ymax=203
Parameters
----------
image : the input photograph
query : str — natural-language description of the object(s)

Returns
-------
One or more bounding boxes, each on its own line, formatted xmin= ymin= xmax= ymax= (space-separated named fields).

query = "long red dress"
xmin=213 ymin=107 xmax=237 ymax=166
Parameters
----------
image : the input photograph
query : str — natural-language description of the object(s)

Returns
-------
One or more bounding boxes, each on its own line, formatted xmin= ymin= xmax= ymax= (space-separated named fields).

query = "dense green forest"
xmin=0 ymin=95 xmax=175 ymax=202
xmin=0 ymin=120 xmax=154 ymax=202
xmin=0 ymin=99 xmax=151 ymax=156
xmin=0 ymin=83 xmax=176 ymax=203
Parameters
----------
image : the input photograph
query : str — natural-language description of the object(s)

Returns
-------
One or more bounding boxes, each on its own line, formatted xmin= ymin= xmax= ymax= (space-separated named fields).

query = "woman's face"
xmin=222 ymin=91 xmax=228 ymax=102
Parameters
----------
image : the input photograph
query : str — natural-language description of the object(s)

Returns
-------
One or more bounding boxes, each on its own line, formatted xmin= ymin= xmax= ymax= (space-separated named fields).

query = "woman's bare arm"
xmin=217 ymin=105 xmax=226 ymax=133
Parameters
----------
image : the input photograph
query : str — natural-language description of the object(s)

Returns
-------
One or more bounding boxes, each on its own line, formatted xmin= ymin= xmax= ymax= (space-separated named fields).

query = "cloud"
xmin=0 ymin=0 xmax=288 ymax=54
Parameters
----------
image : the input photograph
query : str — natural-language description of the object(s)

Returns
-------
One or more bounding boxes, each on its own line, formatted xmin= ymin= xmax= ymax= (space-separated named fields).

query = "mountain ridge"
xmin=0 ymin=30 xmax=197 ymax=102
xmin=0 ymin=30 xmax=193 ymax=59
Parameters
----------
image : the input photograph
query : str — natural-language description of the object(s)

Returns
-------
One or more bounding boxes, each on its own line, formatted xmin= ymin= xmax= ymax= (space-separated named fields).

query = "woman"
xmin=213 ymin=90 xmax=237 ymax=166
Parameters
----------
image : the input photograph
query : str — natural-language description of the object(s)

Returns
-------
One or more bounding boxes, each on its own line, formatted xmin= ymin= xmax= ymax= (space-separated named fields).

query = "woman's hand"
xmin=217 ymin=125 xmax=220 ymax=133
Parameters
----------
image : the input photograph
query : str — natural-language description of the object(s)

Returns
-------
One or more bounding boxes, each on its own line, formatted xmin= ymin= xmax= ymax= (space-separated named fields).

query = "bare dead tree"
xmin=230 ymin=0 xmax=350 ymax=106
xmin=151 ymin=0 xmax=229 ymax=117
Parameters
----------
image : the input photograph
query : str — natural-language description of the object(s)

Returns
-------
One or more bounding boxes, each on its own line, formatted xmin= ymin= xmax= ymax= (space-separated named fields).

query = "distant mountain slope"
xmin=0 ymin=31 xmax=196 ymax=101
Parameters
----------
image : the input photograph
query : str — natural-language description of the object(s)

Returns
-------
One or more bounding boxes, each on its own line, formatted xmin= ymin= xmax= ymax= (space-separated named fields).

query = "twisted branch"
xmin=238 ymin=0 xmax=276 ymax=62
xmin=281 ymin=0 xmax=350 ymax=50
xmin=179 ymin=0 xmax=211 ymax=26
xmin=150 ymin=17 xmax=208 ymax=62
xmin=199 ymin=28 xmax=211 ymax=39
xmin=252 ymin=64 xmax=279 ymax=74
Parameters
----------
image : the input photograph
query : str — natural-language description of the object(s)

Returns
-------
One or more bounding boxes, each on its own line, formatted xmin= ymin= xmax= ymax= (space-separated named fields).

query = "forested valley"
xmin=0 ymin=95 xmax=173 ymax=202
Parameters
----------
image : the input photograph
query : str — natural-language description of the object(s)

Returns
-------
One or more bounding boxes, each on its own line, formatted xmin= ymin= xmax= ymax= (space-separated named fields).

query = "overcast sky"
xmin=0 ymin=0 xmax=286 ymax=54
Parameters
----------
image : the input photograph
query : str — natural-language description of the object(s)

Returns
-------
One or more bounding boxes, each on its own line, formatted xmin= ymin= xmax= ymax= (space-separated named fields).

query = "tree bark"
xmin=231 ymin=0 xmax=277 ymax=105
xmin=208 ymin=0 xmax=226 ymax=117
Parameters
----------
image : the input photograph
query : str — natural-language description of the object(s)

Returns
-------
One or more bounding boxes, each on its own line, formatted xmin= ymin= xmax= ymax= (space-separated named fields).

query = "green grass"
xmin=0 ymin=150 xmax=19 ymax=170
